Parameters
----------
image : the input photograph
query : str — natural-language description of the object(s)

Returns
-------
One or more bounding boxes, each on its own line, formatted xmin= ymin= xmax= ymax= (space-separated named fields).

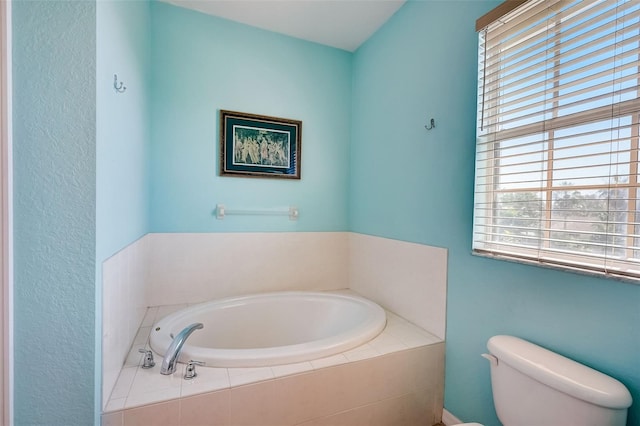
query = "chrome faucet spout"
xmin=160 ymin=322 xmax=204 ymax=375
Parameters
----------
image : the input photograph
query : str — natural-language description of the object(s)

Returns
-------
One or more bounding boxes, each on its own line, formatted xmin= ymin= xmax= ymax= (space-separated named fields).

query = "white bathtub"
xmin=149 ymin=291 xmax=387 ymax=368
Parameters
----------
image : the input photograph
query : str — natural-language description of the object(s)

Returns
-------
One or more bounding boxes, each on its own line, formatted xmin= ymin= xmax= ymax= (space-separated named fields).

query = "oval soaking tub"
xmin=150 ymin=291 xmax=387 ymax=368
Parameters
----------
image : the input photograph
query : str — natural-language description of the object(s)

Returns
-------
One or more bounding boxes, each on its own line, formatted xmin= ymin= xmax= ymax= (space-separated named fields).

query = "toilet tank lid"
xmin=487 ymin=335 xmax=632 ymax=409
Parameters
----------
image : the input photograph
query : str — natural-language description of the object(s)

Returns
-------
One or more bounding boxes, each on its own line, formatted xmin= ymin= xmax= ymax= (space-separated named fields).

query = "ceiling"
xmin=161 ymin=0 xmax=407 ymax=52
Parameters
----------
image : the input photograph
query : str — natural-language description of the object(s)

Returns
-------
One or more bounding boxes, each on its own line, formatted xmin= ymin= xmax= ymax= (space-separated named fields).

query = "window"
xmin=473 ymin=0 xmax=640 ymax=281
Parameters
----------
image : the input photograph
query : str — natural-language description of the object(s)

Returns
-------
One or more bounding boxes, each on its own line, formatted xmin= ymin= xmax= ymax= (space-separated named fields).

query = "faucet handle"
xmin=138 ymin=349 xmax=156 ymax=369
xmin=184 ymin=360 xmax=205 ymax=380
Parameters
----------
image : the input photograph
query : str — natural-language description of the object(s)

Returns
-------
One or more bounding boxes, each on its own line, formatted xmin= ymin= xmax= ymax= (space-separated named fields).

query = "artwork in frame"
xmin=220 ymin=110 xmax=302 ymax=179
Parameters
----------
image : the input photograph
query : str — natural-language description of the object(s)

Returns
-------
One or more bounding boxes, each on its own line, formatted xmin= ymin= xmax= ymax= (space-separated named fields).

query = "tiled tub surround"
xmin=102 ymin=232 xmax=351 ymax=408
xmin=103 ymin=305 xmax=444 ymax=426
xmin=102 ymin=236 xmax=150 ymax=411
xmin=349 ymin=233 xmax=447 ymax=339
xmin=102 ymin=232 xmax=447 ymax=410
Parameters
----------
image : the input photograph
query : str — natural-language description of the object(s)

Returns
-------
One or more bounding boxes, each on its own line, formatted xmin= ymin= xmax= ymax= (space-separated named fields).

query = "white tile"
xmin=125 ymin=386 xmax=181 ymax=409
xmin=270 ymin=361 xmax=314 ymax=378
xmin=367 ymin=331 xmax=408 ymax=355
xmin=155 ymin=303 xmax=188 ymax=320
xmin=385 ymin=311 xmax=409 ymax=327
xmin=105 ymin=397 xmax=126 ymax=412
xmin=330 ymin=288 xmax=357 ymax=296
xmin=369 ymin=330 xmax=404 ymax=346
xmin=310 ymin=354 xmax=349 ymax=369
xmin=124 ymin=344 xmax=145 ymax=367
xmin=180 ymin=367 xmax=230 ymax=397
xmin=102 ymin=257 xmax=121 ymax=409
xmin=103 ymin=302 xmax=441 ymax=411
xmin=348 ymin=233 xmax=447 ymax=339
xmin=101 ymin=231 xmax=449 ymax=413
xmin=102 ymin=368 xmax=120 ymax=411
xmin=227 ymin=367 xmax=275 ymax=387
xmin=127 ymin=363 xmax=183 ymax=403
xmin=343 ymin=344 xmax=379 ymax=362
xmin=133 ymin=326 xmax=151 ymax=346
xmin=110 ymin=366 xmax=138 ymax=400
xmin=386 ymin=323 xmax=440 ymax=348
xmin=100 ymin=236 xmax=150 ymax=411
xmin=141 ymin=307 xmax=158 ymax=327
xmin=146 ymin=232 xmax=350 ymax=306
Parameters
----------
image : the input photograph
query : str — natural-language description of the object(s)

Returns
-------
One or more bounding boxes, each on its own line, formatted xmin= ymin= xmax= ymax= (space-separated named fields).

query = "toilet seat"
xmin=450 ymin=423 xmax=484 ymax=426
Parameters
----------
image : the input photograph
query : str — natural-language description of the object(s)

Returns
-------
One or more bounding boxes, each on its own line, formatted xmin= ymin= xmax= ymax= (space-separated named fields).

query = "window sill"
xmin=471 ymin=249 xmax=640 ymax=286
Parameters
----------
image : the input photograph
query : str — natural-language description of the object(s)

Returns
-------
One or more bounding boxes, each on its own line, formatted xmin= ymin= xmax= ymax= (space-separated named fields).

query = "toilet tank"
xmin=485 ymin=335 xmax=632 ymax=426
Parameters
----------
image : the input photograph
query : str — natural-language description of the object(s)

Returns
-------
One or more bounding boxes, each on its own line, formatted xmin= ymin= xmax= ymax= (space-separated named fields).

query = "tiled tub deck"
xmin=103 ymin=305 xmax=445 ymax=426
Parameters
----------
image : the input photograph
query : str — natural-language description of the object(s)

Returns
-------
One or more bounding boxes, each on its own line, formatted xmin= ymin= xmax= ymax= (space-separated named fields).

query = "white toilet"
xmin=453 ymin=335 xmax=633 ymax=426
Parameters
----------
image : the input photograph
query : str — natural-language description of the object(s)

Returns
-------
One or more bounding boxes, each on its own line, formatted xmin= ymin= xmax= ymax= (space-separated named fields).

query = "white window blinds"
xmin=473 ymin=0 xmax=640 ymax=280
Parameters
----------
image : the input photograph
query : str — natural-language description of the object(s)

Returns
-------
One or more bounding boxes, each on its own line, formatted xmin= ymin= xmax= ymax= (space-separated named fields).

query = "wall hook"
xmin=424 ymin=118 xmax=435 ymax=130
xmin=114 ymin=74 xmax=126 ymax=93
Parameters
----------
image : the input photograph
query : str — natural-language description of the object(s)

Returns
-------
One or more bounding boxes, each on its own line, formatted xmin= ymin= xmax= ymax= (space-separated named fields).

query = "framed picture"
xmin=220 ymin=110 xmax=302 ymax=179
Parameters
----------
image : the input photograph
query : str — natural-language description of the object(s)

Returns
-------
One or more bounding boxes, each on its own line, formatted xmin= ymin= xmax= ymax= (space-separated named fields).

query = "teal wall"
xmin=96 ymin=0 xmax=151 ymax=421
xmin=97 ymin=0 xmax=150 ymax=266
xmin=350 ymin=1 xmax=640 ymax=425
xmin=149 ymin=2 xmax=352 ymax=233
xmin=12 ymin=0 xmax=97 ymax=424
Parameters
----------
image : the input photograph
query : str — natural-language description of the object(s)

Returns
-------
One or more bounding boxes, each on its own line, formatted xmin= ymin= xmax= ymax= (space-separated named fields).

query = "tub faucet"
xmin=160 ymin=322 xmax=204 ymax=375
